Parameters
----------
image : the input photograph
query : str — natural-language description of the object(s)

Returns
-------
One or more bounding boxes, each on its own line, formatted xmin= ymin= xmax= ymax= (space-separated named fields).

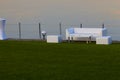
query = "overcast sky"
xmin=0 ymin=0 xmax=120 ymax=25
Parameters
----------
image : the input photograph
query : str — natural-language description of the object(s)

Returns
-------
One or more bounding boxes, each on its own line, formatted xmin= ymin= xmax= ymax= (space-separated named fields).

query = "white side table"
xmin=96 ymin=36 xmax=112 ymax=45
xmin=47 ymin=35 xmax=62 ymax=43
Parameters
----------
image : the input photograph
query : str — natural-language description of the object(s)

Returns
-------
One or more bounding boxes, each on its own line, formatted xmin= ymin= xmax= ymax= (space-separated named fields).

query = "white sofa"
xmin=66 ymin=28 xmax=107 ymax=41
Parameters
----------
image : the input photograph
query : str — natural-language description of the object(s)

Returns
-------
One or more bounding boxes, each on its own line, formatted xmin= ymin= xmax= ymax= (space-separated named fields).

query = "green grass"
xmin=0 ymin=40 xmax=120 ymax=80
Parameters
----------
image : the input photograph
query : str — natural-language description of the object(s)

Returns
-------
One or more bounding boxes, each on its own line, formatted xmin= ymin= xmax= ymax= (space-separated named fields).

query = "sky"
xmin=0 ymin=0 xmax=120 ymax=25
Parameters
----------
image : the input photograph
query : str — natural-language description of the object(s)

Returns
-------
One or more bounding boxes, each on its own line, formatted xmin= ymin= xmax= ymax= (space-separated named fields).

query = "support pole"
xmin=102 ymin=23 xmax=104 ymax=28
xmin=18 ymin=22 xmax=21 ymax=39
xmin=80 ymin=24 xmax=82 ymax=28
xmin=39 ymin=23 xmax=41 ymax=39
xmin=59 ymin=22 xmax=62 ymax=35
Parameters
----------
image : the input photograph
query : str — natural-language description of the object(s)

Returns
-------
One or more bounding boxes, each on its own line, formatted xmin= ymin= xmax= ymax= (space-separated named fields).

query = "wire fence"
xmin=5 ymin=23 xmax=120 ymax=40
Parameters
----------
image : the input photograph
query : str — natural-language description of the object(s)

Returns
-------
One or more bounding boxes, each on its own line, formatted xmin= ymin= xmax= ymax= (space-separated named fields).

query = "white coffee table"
xmin=47 ymin=35 xmax=62 ymax=43
xmin=96 ymin=36 xmax=112 ymax=45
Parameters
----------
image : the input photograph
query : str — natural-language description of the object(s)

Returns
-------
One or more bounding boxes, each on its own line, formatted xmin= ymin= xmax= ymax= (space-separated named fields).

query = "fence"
xmin=6 ymin=23 xmax=63 ymax=40
xmin=5 ymin=23 xmax=120 ymax=41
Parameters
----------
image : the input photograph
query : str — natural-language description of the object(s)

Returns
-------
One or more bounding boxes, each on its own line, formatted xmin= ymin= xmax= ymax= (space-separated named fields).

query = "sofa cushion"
xmin=68 ymin=28 xmax=74 ymax=34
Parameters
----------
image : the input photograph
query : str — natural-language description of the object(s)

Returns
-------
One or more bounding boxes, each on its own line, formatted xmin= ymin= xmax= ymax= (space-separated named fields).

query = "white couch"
xmin=66 ymin=28 xmax=107 ymax=41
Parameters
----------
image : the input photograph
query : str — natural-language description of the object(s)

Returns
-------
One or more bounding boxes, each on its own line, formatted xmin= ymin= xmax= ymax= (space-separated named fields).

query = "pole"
xmin=18 ymin=22 xmax=21 ymax=39
xmin=80 ymin=24 xmax=82 ymax=28
xmin=39 ymin=23 xmax=41 ymax=39
xmin=102 ymin=23 xmax=104 ymax=28
xmin=59 ymin=22 xmax=62 ymax=35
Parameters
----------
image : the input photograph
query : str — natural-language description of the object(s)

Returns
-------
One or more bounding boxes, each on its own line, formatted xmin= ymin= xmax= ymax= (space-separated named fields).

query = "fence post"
xmin=39 ymin=23 xmax=41 ymax=39
xmin=18 ymin=22 xmax=21 ymax=39
xmin=80 ymin=24 xmax=82 ymax=28
xmin=102 ymin=23 xmax=104 ymax=28
xmin=59 ymin=22 xmax=62 ymax=35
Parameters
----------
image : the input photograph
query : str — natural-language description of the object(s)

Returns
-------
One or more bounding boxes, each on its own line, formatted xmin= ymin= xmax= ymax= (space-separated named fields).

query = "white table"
xmin=96 ymin=36 xmax=112 ymax=45
xmin=47 ymin=35 xmax=62 ymax=43
xmin=68 ymin=34 xmax=92 ymax=43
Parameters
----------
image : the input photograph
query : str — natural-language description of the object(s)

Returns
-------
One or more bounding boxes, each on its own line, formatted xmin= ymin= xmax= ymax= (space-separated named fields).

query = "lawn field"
xmin=0 ymin=40 xmax=120 ymax=80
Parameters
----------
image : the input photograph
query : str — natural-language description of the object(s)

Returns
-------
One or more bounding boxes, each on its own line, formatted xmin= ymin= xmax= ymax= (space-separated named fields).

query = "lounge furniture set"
xmin=47 ymin=27 xmax=112 ymax=45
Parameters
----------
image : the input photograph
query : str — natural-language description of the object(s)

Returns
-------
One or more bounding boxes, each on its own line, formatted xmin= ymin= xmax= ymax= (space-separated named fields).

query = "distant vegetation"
xmin=0 ymin=40 xmax=120 ymax=80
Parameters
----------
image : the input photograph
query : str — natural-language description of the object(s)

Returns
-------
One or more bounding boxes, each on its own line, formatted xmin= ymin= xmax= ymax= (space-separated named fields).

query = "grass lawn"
xmin=0 ymin=40 xmax=120 ymax=80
